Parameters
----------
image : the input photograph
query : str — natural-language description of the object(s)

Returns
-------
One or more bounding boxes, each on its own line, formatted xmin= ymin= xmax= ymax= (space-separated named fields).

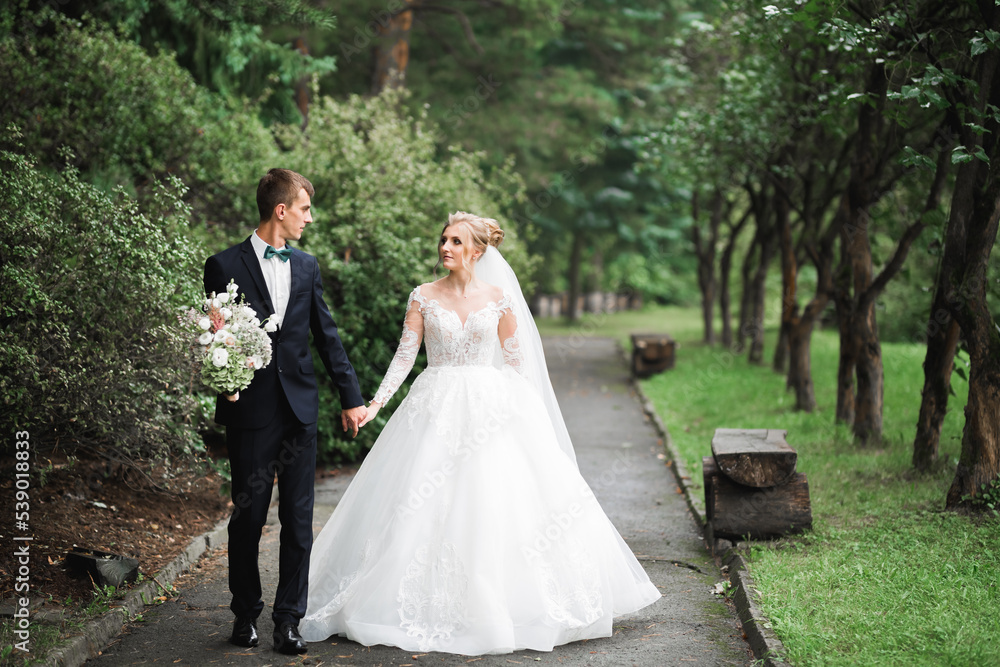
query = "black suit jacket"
xmin=204 ymin=237 xmax=364 ymax=429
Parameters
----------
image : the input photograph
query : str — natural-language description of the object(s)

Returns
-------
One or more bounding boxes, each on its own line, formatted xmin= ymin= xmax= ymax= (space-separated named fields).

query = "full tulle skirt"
xmin=300 ymin=365 xmax=661 ymax=655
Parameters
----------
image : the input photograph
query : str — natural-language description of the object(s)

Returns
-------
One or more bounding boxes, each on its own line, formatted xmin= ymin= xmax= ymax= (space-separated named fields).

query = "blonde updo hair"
xmin=445 ymin=211 xmax=505 ymax=255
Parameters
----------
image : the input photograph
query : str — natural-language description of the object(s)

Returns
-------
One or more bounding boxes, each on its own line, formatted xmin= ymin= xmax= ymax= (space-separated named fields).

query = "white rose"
xmin=214 ymin=329 xmax=229 ymax=342
xmin=198 ymin=318 xmax=211 ymax=331
xmin=223 ymin=334 xmax=237 ymax=346
xmin=221 ymin=307 xmax=232 ymax=319
xmin=198 ymin=332 xmax=214 ymax=345
xmin=211 ymin=347 xmax=229 ymax=367
xmin=212 ymin=298 xmax=221 ymax=309
xmin=247 ymin=355 xmax=262 ymax=369
xmin=217 ymin=291 xmax=230 ymax=304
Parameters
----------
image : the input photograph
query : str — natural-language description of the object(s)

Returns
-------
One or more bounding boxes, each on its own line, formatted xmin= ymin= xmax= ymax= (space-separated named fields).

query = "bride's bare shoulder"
xmin=480 ymin=282 xmax=504 ymax=302
xmin=417 ymin=280 xmax=447 ymax=299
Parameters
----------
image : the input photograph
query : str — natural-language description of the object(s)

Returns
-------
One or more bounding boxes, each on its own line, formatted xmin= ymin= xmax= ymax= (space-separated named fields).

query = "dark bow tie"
xmin=264 ymin=245 xmax=292 ymax=262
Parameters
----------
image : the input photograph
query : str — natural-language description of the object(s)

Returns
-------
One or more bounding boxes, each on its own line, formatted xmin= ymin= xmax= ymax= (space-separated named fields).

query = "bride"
xmin=299 ymin=212 xmax=660 ymax=655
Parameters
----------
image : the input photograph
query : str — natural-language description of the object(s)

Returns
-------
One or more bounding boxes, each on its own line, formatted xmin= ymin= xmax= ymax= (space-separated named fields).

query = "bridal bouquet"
xmin=182 ymin=280 xmax=275 ymax=396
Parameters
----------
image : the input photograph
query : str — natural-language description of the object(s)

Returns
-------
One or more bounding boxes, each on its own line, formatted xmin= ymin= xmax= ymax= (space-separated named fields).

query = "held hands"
xmin=341 ymin=405 xmax=369 ymax=438
xmin=358 ymin=402 xmax=381 ymax=429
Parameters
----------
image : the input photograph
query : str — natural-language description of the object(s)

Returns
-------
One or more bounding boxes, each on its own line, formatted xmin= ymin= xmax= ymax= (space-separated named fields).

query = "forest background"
xmin=2 ymin=0 xmax=1000 ymax=664
xmin=2 ymin=0 xmax=999 ymax=500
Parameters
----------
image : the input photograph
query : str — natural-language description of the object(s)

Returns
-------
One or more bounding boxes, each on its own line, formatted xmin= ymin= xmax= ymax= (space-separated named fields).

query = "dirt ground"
xmin=0 ymin=451 xmax=231 ymax=612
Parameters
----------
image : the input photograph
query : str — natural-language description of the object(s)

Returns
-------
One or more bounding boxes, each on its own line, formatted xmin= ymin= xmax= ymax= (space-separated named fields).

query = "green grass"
xmin=539 ymin=305 xmax=1000 ymax=666
xmin=536 ymin=304 xmax=701 ymax=350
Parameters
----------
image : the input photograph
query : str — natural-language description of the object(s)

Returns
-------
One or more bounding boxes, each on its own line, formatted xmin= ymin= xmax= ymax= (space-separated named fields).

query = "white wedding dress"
xmin=299 ymin=283 xmax=661 ymax=655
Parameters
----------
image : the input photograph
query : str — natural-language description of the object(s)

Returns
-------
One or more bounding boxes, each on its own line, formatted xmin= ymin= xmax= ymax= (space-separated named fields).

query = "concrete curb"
xmin=627 ymin=357 xmax=791 ymax=667
xmin=724 ymin=553 xmax=792 ymax=667
xmin=39 ymin=517 xmax=229 ymax=667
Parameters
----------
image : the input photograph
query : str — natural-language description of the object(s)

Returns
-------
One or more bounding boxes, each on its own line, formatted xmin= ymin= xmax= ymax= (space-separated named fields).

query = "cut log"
xmin=703 ymin=456 xmax=812 ymax=540
xmin=631 ymin=334 xmax=676 ymax=378
xmin=712 ymin=428 xmax=797 ymax=488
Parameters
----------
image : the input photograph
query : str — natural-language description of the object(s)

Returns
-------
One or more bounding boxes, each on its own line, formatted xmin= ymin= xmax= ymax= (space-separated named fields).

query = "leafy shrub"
xmin=0 ymin=8 xmax=278 ymax=227
xmin=0 ymin=130 xmax=203 ymax=460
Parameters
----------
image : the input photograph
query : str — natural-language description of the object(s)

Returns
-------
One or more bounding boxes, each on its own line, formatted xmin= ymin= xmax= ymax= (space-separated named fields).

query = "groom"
xmin=204 ymin=168 xmax=367 ymax=655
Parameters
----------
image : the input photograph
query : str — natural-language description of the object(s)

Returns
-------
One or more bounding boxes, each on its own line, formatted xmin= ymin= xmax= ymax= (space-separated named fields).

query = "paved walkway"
xmin=91 ymin=338 xmax=751 ymax=665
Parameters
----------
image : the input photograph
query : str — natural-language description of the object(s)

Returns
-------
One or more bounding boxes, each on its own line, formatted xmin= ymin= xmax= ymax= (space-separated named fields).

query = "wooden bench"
xmin=703 ymin=428 xmax=812 ymax=541
xmin=630 ymin=333 xmax=676 ymax=378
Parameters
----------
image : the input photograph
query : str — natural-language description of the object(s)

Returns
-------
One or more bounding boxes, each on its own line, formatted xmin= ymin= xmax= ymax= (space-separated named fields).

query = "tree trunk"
xmin=719 ymin=210 xmax=750 ymax=350
xmin=834 ymin=278 xmax=856 ymax=425
xmin=852 ymin=301 xmax=884 ymax=445
xmin=786 ymin=313 xmax=815 ymax=411
xmin=910 ymin=134 xmax=963 ymax=469
xmin=737 ymin=240 xmax=757 ymax=354
xmin=945 ymin=4 xmax=1000 ymax=508
xmin=692 ymin=190 xmax=722 ymax=345
xmin=773 ymin=184 xmax=795 ymax=374
xmin=913 ymin=318 xmax=961 ymax=470
xmin=293 ymin=36 xmax=310 ymax=128
xmin=566 ymin=232 xmax=584 ymax=323
xmin=371 ymin=2 xmax=414 ymax=93
xmin=787 ymin=238 xmax=834 ymax=412
xmin=833 ymin=61 xmax=888 ymax=441
xmin=947 ymin=333 xmax=1000 ymax=508
xmin=748 ymin=230 xmax=776 ymax=365
xmin=947 ymin=179 xmax=1000 ymax=507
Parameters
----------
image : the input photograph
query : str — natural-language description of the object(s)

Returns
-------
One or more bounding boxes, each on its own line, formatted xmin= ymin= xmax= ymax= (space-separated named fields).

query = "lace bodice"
xmin=372 ymin=285 xmax=524 ymax=405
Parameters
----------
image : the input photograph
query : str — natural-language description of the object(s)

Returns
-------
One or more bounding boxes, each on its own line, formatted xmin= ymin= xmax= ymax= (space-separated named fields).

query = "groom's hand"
xmin=341 ymin=405 xmax=367 ymax=438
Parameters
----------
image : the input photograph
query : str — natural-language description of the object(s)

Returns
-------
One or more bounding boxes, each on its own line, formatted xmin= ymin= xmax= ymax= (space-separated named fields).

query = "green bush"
xmin=0 ymin=8 xmax=278 ymax=227
xmin=0 ymin=131 xmax=204 ymax=460
xmin=269 ymin=89 xmax=532 ymax=461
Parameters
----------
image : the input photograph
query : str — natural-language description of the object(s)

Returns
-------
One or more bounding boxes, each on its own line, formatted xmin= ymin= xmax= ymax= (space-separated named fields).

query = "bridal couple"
xmin=203 ymin=168 xmax=660 ymax=656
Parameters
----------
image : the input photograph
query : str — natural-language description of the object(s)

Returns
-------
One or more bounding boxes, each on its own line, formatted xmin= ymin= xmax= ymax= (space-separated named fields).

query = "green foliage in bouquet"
xmin=0 ymin=129 xmax=204 ymax=460
xmin=271 ymin=88 xmax=533 ymax=462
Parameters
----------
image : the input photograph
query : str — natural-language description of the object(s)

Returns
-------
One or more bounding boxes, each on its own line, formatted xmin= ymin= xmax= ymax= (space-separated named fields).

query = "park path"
xmin=89 ymin=338 xmax=751 ymax=666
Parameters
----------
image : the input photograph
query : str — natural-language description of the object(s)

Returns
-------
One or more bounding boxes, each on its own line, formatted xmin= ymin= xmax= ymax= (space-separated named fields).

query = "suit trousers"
xmin=225 ymin=388 xmax=317 ymax=626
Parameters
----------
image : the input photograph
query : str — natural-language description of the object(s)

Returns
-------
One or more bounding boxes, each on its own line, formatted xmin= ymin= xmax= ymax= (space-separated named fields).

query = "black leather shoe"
xmin=273 ymin=622 xmax=307 ymax=655
xmin=230 ymin=617 xmax=259 ymax=647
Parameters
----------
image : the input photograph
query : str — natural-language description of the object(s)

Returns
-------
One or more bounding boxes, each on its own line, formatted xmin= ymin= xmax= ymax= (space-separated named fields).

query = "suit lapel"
xmin=239 ymin=237 xmax=275 ymax=317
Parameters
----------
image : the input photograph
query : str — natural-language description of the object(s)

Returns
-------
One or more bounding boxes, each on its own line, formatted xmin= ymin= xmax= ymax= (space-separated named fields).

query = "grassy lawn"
xmin=539 ymin=305 xmax=1000 ymax=666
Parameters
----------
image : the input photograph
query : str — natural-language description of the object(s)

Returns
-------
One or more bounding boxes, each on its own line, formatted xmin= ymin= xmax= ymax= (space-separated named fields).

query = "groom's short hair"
xmin=257 ymin=168 xmax=315 ymax=222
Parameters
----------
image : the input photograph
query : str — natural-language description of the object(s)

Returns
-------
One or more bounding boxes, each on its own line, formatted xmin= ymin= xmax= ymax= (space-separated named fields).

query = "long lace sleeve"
xmin=497 ymin=294 xmax=524 ymax=374
xmin=372 ymin=288 xmax=425 ymax=405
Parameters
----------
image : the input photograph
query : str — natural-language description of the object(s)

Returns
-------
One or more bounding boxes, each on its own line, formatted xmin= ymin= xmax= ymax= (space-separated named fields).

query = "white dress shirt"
xmin=250 ymin=231 xmax=291 ymax=329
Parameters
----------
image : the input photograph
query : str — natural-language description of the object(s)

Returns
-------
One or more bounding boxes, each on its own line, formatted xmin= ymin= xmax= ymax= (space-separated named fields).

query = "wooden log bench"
xmin=703 ymin=428 xmax=812 ymax=541
xmin=630 ymin=333 xmax=676 ymax=378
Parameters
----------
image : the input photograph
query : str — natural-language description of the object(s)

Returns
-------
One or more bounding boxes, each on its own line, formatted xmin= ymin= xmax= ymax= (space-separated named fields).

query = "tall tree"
xmin=718 ymin=209 xmax=750 ymax=349
xmin=911 ymin=3 xmax=1000 ymax=471
xmin=935 ymin=0 xmax=1000 ymax=509
xmin=692 ymin=190 xmax=723 ymax=343
xmin=820 ymin=0 xmax=954 ymax=442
